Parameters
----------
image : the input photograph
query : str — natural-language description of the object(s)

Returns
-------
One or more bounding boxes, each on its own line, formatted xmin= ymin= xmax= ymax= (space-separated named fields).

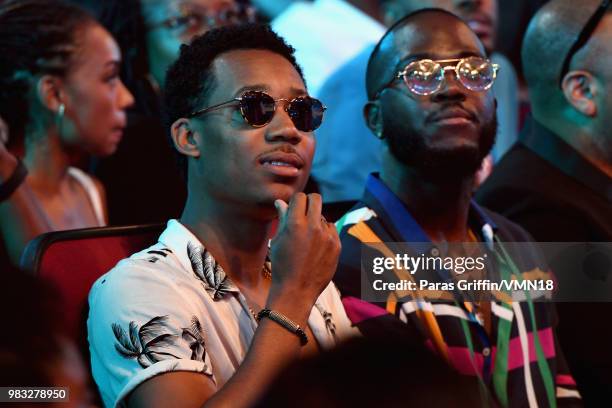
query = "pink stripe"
xmin=447 ymin=346 xmax=485 ymax=375
xmin=425 ymin=340 xmax=492 ymax=377
xmin=556 ymin=374 xmax=576 ymax=386
xmin=441 ymin=329 xmax=556 ymax=374
xmin=341 ymin=296 xmax=388 ymax=324
xmin=507 ymin=327 xmax=556 ymax=371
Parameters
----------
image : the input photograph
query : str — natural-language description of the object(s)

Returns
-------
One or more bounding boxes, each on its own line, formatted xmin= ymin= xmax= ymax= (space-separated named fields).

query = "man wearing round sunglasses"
xmin=87 ymin=24 xmax=356 ymax=408
xmin=334 ymin=9 xmax=581 ymax=407
xmin=312 ymin=0 xmax=519 ymax=214
xmin=478 ymin=0 xmax=612 ymax=404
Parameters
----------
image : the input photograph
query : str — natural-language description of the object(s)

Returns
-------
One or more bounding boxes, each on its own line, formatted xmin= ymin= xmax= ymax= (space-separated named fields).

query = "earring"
xmin=56 ymin=103 xmax=65 ymax=135
xmin=374 ymin=128 xmax=384 ymax=140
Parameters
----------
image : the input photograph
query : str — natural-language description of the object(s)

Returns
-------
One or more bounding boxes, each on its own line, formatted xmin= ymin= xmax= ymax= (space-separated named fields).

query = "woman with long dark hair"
xmin=0 ymin=0 xmax=134 ymax=265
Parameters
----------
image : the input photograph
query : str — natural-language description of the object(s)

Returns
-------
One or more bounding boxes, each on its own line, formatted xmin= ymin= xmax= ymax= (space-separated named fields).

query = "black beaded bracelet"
xmin=0 ymin=158 xmax=28 ymax=202
xmin=256 ymin=308 xmax=308 ymax=346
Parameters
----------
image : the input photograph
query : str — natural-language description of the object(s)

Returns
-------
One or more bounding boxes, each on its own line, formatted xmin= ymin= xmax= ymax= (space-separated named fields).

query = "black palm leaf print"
xmin=187 ymin=241 xmax=233 ymax=300
xmin=182 ymin=316 xmax=206 ymax=362
xmin=315 ymin=304 xmax=337 ymax=338
xmin=112 ymin=315 xmax=180 ymax=368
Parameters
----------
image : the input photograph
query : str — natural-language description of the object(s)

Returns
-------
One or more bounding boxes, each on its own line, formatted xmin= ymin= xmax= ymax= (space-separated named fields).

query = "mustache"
xmin=257 ymin=145 xmax=299 ymax=157
xmin=426 ymin=104 xmax=479 ymax=124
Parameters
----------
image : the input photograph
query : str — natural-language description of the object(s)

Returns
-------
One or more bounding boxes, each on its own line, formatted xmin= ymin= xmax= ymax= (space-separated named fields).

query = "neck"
xmin=565 ymin=131 xmax=612 ymax=179
xmin=542 ymin=115 xmax=612 ymax=179
xmin=180 ymin=189 xmax=274 ymax=287
xmin=23 ymin=127 xmax=71 ymax=194
xmin=380 ymin=153 xmax=474 ymax=242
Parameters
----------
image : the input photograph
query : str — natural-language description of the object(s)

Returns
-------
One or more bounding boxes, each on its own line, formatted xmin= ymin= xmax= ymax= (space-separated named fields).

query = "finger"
xmin=306 ymin=193 xmax=323 ymax=225
xmin=286 ymin=192 xmax=307 ymax=221
xmin=325 ymin=219 xmax=339 ymax=236
xmin=274 ymin=199 xmax=289 ymax=222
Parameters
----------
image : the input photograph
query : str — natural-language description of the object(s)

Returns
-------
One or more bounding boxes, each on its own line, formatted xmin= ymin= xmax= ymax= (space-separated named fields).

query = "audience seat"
xmin=20 ymin=223 xmax=164 ymax=340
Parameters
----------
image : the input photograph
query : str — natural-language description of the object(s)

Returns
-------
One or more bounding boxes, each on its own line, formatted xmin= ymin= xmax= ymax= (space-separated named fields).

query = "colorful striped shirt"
xmin=334 ymin=174 xmax=582 ymax=407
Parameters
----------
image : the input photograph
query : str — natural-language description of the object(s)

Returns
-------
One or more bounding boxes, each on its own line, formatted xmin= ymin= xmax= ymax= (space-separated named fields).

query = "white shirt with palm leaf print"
xmin=88 ymin=219 xmax=357 ymax=408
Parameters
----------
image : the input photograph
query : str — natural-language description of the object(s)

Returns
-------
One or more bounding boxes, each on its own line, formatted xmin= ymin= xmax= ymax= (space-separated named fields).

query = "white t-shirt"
xmin=88 ymin=220 xmax=356 ymax=407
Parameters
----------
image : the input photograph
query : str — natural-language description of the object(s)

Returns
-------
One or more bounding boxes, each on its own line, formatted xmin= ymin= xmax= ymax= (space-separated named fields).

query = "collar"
xmin=520 ymin=116 xmax=612 ymax=202
xmin=362 ymin=174 xmax=497 ymax=247
xmin=362 ymin=174 xmax=497 ymax=305
xmin=158 ymin=220 xmax=240 ymax=300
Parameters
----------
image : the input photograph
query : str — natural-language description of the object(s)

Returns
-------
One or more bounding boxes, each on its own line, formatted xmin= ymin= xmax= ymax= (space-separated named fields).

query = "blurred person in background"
xmin=0 ymin=0 xmax=133 ymax=266
xmin=477 ymin=0 xmax=612 ymax=404
xmin=270 ymin=0 xmax=386 ymax=97
xmin=249 ymin=0 xmax=295 ymax=21
xmin=76 ymin=0 xmax=256 ymax=226
xmin=313 ymin=0 xmax=518 ymax=217
xmin=0 ymin=266 xmax=97 ymax=407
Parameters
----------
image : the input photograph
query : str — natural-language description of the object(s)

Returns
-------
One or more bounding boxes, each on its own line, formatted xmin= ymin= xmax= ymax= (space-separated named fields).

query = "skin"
xmin=141 ymin=0 xmax=241 ymax=87
xmin=588 ymin=14 xmax=612 ymax=171
xmin=558 ymin=13 xmax=612 ymax=178
xmin=366 ymin=12 xmax=496 ymax=242
xmin=522 ymin=0 xmax=611 ymax=178
xmin=383 ymin=0 xmax=498 ymax=53
xmin=61 ymin=24 xmax=134 ymax=157
xmin=128 ymin=49 xmax=340 ymax=408
xmin=0 ymin=23 xmax=133 ymax=265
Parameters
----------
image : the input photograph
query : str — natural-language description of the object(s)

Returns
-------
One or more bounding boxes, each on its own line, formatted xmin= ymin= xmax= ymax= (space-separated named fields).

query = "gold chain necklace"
xmin=262 ymin=262 xmax=272 ymax=280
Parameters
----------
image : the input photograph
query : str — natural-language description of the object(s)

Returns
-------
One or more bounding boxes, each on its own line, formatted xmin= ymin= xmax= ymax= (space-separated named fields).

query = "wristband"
xmin=256 ymin=308 xmax=308 ymax=346
xmin=0 ymin=158 xmax=27 ymax=202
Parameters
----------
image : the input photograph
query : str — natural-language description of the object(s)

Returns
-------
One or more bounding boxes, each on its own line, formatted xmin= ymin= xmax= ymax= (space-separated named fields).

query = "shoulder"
xmin=88 ymin=242 xmax=192 ymax=321
xmin=87 ymin=243 xmax=215 ymax=407
xmin=336 ymin=204 xmax=378 ymax=263
xmin=336 ymin=203 xmax=378 ymax=237
xmin=91 ymin=176 xmax=106 ymax=201
xmin=334 ymin=203 xmax=378 ymax=296
xmin=477 ymin=144 xmax=552 ymax=210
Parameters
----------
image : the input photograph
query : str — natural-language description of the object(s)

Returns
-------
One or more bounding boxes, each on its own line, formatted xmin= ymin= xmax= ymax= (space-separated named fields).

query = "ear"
xmin=364 ymin=100 xmax=384 ymax=139
xmin=36 ymin=75 xmax=65 ymax=113
xmin=561 ymin=70 xmax=598 ymax=117
xmin=171 ymin=118 xmax=201 ymax=158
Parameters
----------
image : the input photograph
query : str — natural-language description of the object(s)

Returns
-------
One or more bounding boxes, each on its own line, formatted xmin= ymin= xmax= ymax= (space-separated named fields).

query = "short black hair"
xmin=366 ymin=8 xmax=469 ymax=99
xmin=163 ymin=23 xmax=304 ymax=180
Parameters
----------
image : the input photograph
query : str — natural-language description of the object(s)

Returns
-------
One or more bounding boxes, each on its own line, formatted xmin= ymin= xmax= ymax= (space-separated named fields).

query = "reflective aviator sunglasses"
xmin=378 ymin=56 xmax=499 ymax=97
xmin=188 ymin=91 xmax=326 ymax=132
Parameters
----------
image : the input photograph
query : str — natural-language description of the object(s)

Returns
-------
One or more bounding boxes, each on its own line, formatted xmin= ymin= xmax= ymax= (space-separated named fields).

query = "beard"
xmin=384 ymin=112 xmax=497 ymax=182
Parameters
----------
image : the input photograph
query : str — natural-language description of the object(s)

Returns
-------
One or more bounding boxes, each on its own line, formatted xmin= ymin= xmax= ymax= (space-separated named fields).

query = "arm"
xmin=128 ymin=193 xmax=340 ymax=408
xmin=0 ymin=144 xmax=51 ymax=265
xmin=128 ymin=294 xmax=319 ymax=408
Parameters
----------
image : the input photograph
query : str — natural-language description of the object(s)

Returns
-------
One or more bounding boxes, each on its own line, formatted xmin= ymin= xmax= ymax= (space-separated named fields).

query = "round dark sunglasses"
xmin=188 ymin=91 xmax=326 ymax=132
